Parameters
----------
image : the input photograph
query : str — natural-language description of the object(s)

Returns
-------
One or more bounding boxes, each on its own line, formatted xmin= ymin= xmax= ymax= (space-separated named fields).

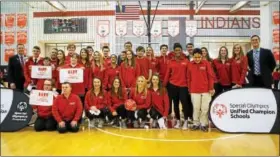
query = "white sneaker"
xmin=158 ymin=117 xmax=167 ymax=129
xmin=174 ymin=120 xmax=181 ymax=129
xmin=182 ymin=120 xmax=188 ymax=130
xmin=97 ymin=119 xmax=104 ymax=128
xmin=89 ymin=119 xmax=96 ymax=128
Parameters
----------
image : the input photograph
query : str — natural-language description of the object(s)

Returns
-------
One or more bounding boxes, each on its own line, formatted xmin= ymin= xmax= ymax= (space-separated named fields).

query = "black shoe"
xmin=191 ymin=125 xmax=200 ymax=131
xmin=200 ymin=126 xmax=208 ymax=132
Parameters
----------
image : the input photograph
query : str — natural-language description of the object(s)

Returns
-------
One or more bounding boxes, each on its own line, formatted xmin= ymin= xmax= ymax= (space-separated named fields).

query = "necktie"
xmin=34 ymin=58 xmax=38 ymax=65
xmin=253 ymin=50 xmax=260 ymax=75
xmin=20 ymin=56 xmax=24 ymax=66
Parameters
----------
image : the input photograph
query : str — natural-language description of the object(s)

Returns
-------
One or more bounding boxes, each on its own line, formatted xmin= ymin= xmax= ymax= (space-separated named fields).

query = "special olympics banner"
xmin=29 ymin=90 xmax=53 ymax=106
xmin=0 ymin=88 xmax=32 ymax=132
xmin=151 ymin=21 xmax=162 ymax=37
xmin=168 ymin=20 xmax=179 ymax=37
xmin=115 ymin=21 xmax=127 ymax=36
xmin=210 ymin=88 xmax=280 ymax=134
xmin=133 ymin=21 xmax=145 ymax=37
xmin=185 ymin=20 xmax=198 ymax=37
xmin=59 ymin=68 xmax=83 ymax=83
xmin=31 ymin=66 xmax=52 ymax=79
xmin=97 ymin=20 xmax=110 ymax=37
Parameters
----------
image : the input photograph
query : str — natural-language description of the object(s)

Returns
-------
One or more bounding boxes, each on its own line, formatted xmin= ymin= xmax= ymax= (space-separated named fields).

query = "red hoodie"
xmin=52 ymin=93 xmax=83 ymax=123
xmin=150 ymin=89 xmax=169 ymax=117
xmin=163 ymin=55 xmax=189 ymax=87
xmin=24 ymin=57 xmax=44 ymax=87
xmin=213 ymin=59 xmax=231 ymax=86
xmin=120 ymin=62 xmax=141 ymax=89
xmin=33 ymin=96 xmax=55 ymax=119
xmin=104 ymin=57 xmax=111 ymax=68
xmin=84 ymin=90 xmax=108 ymax=111
xmin=130 ymin=89 xmax=151 ymax=110
xmin=157 ymin=55 xmax=169 ymax=81
xmin=107 ymin=89 xmax=128 ymax=112
xmin=92 ymin=64 xmax=106 ymax=82
xmin=79 ymin=61 xmax=92 ymax=90
xmin=103 ymin=65 xmax=123 ymax=90
xmin=187 ymin=60 xmax=215 ymax=93
xmin=230 ymin=56 xmax=248 ymax=85
xmin=136 ymin=57 xmax=151 ymax=80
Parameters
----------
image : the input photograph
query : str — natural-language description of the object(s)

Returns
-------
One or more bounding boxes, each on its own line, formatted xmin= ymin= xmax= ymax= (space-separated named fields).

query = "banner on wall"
xmin=59 ymin=68 xmax=84 ymax=83
xmin=17 ymin=13 xmax=27 ymax=28
xmin=97 ymin=20 xmax=110 ymax=37
xmin=31 ymin=66 xmax=52 ymax=79
xmin=4 ymin=48 xmax=15 ymax=63
xmin=29 ymin=90 xmax=53 ymax=106
xmin=17 ymin=30 xmax=27 ymax=44
xmin=168 ymin=20 xmax=179 ymax=37
xmin=210 ymin=88 xmax=280 ymax=134
xmin=133 ymin=21 xmax=145 ymax=37
xmin=4 ymin=31 xmax=15 ymax=46
xmin=5 ymin=14 xmax=15 ymax=28
xmin=273 ymin=28 xmax=279 ymax=43
xmin=115 ymin=21 xmax=127 ymax=37
xmin=273 ymin=11 xmax=280 ymax=25
xmin=185 ymin=20 xmax=198 ymax=37
xmin=151 ymin=21 xmax=162 ymax=37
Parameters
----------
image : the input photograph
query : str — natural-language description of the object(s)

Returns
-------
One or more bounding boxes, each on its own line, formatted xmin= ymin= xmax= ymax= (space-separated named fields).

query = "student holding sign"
xmin=65 ymin=43 xmax=76 ymax=64
xmin=52 ymin=82 xmax=83 ymax=133
xmin=35 ymin=57 xmax=55 ymax=90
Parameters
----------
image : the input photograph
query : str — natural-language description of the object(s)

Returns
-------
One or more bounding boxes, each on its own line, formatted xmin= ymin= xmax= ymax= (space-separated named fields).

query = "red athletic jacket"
xmin=213 ymin=59 xmax=231 ymax=86
xmin=163 ymin=55 xmax=189 ymax=87
xmin=136 ymin=57 xmax=151 ymax=80
xmin=149 ymin=58 xmax=159 ymax=74
xmin=84 ymin=90 xmax=108 ymax=111
xmin=24 ymin=57 xmax=44 ymax=87
xmin=272 ymin=72 xmax=280 ymax=80
xmin=130 ymin=89 xmax=151 ymax=110
xmin=50 ymin=59 xmax=57 ymax=68
xmin=79 ymin=61 xmax=92 ymax=90
xmin=104 ymin=57 xmax=111 ymax=69
xmin=187 ymin=60 xmax=215 ymax=93
xmin=103 ymin=66 xmax=122 ymax=90
xmin=36 ymin=66 xmax=56 ymax=90
xmin=156 ymin=56 xmax=169 ymax=81
xmin=230 ymin=56 xmax=248 ymax=85
xmin=52 ymin=93 xmax=83 ymax=123
xmin=65 ymin=55 xmax=71 ymax=65
xmin=33 ymin=96 xmax=55 ymax=119
xmin=92 ymin=64 xmax=106 ymax=82
xmin=107 ymin=89 xmax=127 ymax=112
xmin=167 ymin=51 xmax=187 ymax=60
xmin=150 ymin=89 xmax=169 ymax=117
xmin=120 ymin=62 xmax=141 ymax=89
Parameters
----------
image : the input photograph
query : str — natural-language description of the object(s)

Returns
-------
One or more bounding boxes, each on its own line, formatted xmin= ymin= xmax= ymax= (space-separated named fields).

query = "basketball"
xmin=124 ymin=99 xmax=136 ymax=111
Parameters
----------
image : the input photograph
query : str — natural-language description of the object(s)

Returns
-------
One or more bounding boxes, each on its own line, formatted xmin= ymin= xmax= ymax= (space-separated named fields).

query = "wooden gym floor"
xmin=1 ymin=125 xmax=279 ymax=156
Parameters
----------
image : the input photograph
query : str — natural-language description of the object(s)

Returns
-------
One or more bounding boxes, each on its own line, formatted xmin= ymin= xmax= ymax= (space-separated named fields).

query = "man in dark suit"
xmin=247 ymin=35 xmax=276 ymax=88
xmin=7 ymin=44 xmax=26 ymax=91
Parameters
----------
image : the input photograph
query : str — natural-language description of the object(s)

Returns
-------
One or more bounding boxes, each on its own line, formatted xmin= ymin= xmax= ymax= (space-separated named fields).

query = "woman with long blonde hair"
xmin=92 ymin=51 xmax=106 ymax=83
xmin=146 ymin=46 xmax=159 ymax=75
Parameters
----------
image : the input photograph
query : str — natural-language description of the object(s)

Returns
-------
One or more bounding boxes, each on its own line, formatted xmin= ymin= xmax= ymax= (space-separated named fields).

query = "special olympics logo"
xmin=212 ymin=104 xmax=227 ymax=118
xmin=17 ymin=102 xmax=27 ymax=112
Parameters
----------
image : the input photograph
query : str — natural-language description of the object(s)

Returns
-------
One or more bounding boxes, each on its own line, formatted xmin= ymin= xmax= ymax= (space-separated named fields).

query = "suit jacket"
xmin=247 ymin=48 xmax=276 ymax=87
xmin=7 ymin=55 xmax=25 ymax=90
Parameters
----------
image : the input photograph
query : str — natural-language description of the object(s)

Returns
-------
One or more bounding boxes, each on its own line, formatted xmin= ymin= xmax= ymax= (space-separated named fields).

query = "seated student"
xmin=187 ymin=48 xmax=215 ymax=132
xmin=149 ymin=74 xmax=169 ymax=129
xmin=108 ymin=77 xmax=128 ymax=128
xmin=84 ymin=77 xmax=109 ymax=128
xmin=128 ymin=76 xmax=151 ymax=128
xmin=33 ymin=79 xmax=57 ymax=131
xmin=52 ymin=82 xmax=83 ymax=133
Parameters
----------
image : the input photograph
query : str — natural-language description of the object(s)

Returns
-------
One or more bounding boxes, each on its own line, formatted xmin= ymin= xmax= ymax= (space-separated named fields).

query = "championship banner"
xmin=31 ymin=66 xmax=52 ymax=79
xmin=59 ymin=68 xmax=84 ymax=83
xmin=133 ymin=20 xmax=145 ymax=37
xmin=273 ymin=11 xmax=280 ymax=25
xmin=115 ymin=21 xmax=127 ymax=37
xmin=17 ymin=30 xmax=27 ymax=44
xmin=151 ymin=21 xmax=162 ymax=37
xmin=17 ymin=13 xmax=27 ymax=28
xmin=185 ymin=20 xmax=198 ymax=37
xmin=5 ymin=14 xmax=15 ymax=28
xmin=210 ymin=88 xmax=280 ymax=134
xmin=97 ymin=20 xmax=110 ymax=37
xmin=5 ymin=31 xmax=15 ymax=46
xmin=4 ymin=48 xmax=15 ymax=63
xmin=168 ymin=20 xmax=179 ymax=37
xmin=29 ymin=90 xmax=53 ymax=106
xmin=0 ymin=88 xmax=32 ymax=132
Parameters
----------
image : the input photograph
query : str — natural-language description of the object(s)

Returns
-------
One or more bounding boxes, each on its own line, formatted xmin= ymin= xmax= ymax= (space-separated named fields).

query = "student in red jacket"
xmin=92 ymin=51 xmax=106 ymax=83
xmin=149 ymin=74 xmax=169 ymax=129
xmin=55 ymin=49 xmax=65 ymax=94
xmin=24 ymin=46 xmax=44 ymax=88
xmin=104 ymin=54 xmax=122 ymax=90
xmin=86 ymin=46 xmax=94 ymax=62
xmin=52 ymin=82 xmax=83 ymax=133
xmin=102 ymin=46 xmax=111 ymax=68
xmin=79 ymin=48 xmax=92 ymax=91
xmin=108 ymin=77 xmax=128 ymax=128
xmin=136 ymin=46 xmax=152 ymax=81
xmin=230 ymin=44 xmax=248 ymax=88
xmin=163 ymin=43 xmax=192 ymax=130
xmin=120 ymin=50 xmax=141 ymax=90
xmin=84 ymin=78 xmax=109 ymax=128
xmin=201 ymin=47 xmax=213 ymax=62
xmin=34 ymin=79 xmax=57 ymax=131
xmin=187 ymin=48 xmax=215 ymax=132
xmin=36 ymin=57 xmax=55 ymax=90
xmin=118 ymin=50 xmax=126 ymax=66
xmin=157 ymin=44 xmax=169 ymax=81
xmin=146 ymin=46 xmax=159 ymax=75
xmin=128 ymin=76 xmax=151 ymax=128
xmin=213 ymin=46 xmax=232 ymax=96
xmin=273 ymin=68 xmax=280 ymax=89
xmin=65 ymin=43 xmax=76 ymax=64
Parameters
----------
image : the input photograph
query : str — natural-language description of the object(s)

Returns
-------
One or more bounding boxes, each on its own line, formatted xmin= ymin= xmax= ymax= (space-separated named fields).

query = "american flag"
xmin=115 ymin=5 xmax=140 ymax=20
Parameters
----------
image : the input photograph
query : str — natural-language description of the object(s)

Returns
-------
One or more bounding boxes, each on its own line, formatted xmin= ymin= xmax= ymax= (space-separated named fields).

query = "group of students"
xmin=7 ymin=34 xmax=277 ymax=134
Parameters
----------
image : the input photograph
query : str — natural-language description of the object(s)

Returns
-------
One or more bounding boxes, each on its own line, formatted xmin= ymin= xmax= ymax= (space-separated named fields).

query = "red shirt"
xmin=164 ymin=55 xmax=189 ymax=87
xmin=52 ymin=93 xmax=83 ymax=123
xmin=50 ymin=59 xmax=57 ymax=68
xmin=187 ymin=60 xmax=215 ymax=93
xmin=92 ymin=64 xmax=106 ymax=82
xmin=24 ymin=57 xmax=44 ymax=87
xmin=230 ymin=56 xmax=248 ymax=85
xmin=130 ymin=89 xmax=151 ymax=110
xmin=136 ymin=57 xmax=151 ymax=80
xmin=65 ymin=55 xmax=71 ymax=65
xmin=120 ymin=62 xmax=141 ymax=89
xmin=104 ymin=65 xmax=122 ymax=90
xmin=84 ymin=90 xmax=107 ymax=110
xmin=149 ymin=57 xmax=159 ymax=74
xmin=108 ymin=89 xmax=128 ymax=112
xmin=150 ymin=89 xmax=169 ymax=117
xmin=104 ymin=57 xmax=111 ymax=68
xmin=79 ymin=61 xmax=92 ymax=90
xmin=273 ymin=72 xmax=280 ymax=80
xmin=213 ymin=59 xmax=231 ymax=86
xmin=157 ymin=56 xmax=169 ymax=81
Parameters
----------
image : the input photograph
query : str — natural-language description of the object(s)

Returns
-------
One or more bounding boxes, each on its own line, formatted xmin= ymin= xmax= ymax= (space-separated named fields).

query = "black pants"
xmin=127 ymin=108 xmax=148 ymax=121
xmin=112 ymin=105 xmax=127 ymax=120
xmin=167 ymin=83 xmax=192 ymax=120
xmin=274 ymin=80 xmax=279 ymax=89
xmin=214 ymin=83 xmax=232 ymax=98
xmin=252 ymin=75 xmax=270 ymax=88
xmin=149 ymin=107 xmax=162 ymax=120
xmin=34 ymin=116 xmax=57 ymax=131
xmin=86 ymin=107 xmax=111 ymax=120
xmin=57 ymin=121 xmax=80 ymax=133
